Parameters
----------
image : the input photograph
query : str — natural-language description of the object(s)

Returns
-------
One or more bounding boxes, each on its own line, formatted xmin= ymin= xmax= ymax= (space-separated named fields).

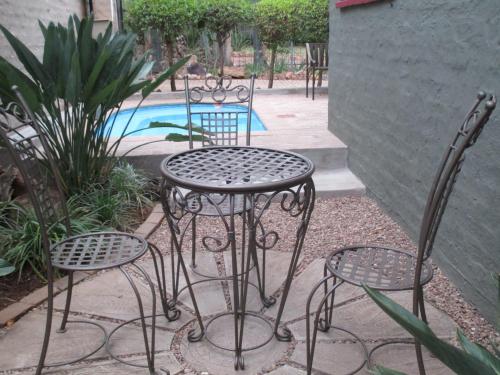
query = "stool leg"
xmin=312 ymin=69 xmax=316 ymax=100
xmin=119 ymin=265 xmax=156 ymax=374
xmin=57 ymin=271 xmax=74 ymax=333
xmin=306 ymin=66 xmax=310 ymax=98
xmin=415 ymin=286 xmax=427 ymax=375
xmin=306 ymin=276 xmax=344 ymax=375
xmin=319 ymin=264 xmax=336 ymax=332
xmin=36 ymin=270 xmax=55 ymax=375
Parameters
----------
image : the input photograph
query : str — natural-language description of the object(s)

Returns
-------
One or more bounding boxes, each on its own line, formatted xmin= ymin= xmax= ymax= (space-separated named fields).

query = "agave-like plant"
xmin=363 ymin=285 xmax=500 ymax=375
xmin=0 ymin=15 xmax=192 ymax=194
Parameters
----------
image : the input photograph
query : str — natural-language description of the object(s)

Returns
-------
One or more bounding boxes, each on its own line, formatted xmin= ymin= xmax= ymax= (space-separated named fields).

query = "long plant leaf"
xmin=457 ymin=330 xmax=500 ymax=373
xmin=0 ymin=259 xmax=15 ymax=277
xmin=164 ymin=134 xmax=205 ymax=142
xmin=363 ymin=285 xmax=497 ymax=375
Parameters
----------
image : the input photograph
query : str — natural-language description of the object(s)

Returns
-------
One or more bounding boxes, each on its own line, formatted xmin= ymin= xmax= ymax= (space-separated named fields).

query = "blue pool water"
xmin=107 ymin=104 xmax=267 ymax=137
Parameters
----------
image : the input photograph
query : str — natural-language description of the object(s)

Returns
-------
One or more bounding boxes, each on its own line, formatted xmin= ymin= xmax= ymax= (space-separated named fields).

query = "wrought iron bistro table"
xmin=160 ymin=146 xmax=315 ymax=370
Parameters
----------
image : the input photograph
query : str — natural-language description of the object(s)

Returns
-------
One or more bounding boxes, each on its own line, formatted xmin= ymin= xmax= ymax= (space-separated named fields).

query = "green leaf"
xmin=457 ymin=330 xmax=500 ymax=373
xmin=0 ymin=259 xmax=15 ymax=277
xmin=164 ymin=133 xmax=206 ymax=142
xmin=363 ymin=285 xmax=497 ymax=375
xmin=141 ymin=55 xmax=190 ymax=98
xmin=0 ymin=24 xmax=50 ymax=88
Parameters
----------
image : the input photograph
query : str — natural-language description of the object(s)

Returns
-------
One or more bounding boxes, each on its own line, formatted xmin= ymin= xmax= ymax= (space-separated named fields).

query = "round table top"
xmin=161 ymin=146 xmax=315 ymax=193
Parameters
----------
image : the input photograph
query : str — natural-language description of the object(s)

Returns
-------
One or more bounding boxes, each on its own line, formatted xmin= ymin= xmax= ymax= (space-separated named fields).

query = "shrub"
xmin=231 ymin=29 xmax=252 ymax=52
xmin=76 ymin=163 xmax=156 ymax=230
xmin=0 ymin=16 xmax=190 ymax=195
xmin=0 ymin=163 xmax=154 ymax=279
xmin=253 ymin=0 xmax=299 ymax=88
xmin=199 ymin=0 xmax=251 ymax=76
xmin=294 ymin=0 xmax=329 ymax=44
xmin=0 ymin=199 xmax=102 ymax=280
xmin=126 ymin=0 xmax=199 ymax=91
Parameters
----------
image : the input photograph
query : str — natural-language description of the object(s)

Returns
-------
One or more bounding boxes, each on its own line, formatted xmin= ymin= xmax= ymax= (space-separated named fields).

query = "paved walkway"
xmin=0 ymin=208 xmax=456 ymax=375
xmin=158 ymin=79 xmax=327 ymax=92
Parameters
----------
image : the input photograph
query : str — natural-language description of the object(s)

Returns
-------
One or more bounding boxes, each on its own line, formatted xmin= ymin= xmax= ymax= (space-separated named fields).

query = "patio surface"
xmin=0 ymin=196 xmax=458 ymax=375
xmin=119 ymin=92 xmax=365 ymax=197
xmin=118 ymin=92 xmax=338 ymax=156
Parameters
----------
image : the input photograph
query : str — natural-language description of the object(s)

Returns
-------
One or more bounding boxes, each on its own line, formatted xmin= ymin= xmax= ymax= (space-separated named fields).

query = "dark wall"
xmin=328 ymin=0 xmax=500 ymax=322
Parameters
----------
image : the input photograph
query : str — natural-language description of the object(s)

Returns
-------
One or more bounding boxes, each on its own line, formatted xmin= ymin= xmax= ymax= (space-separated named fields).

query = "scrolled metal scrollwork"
xmin=187 ymin=75 xmax=253 ymax=105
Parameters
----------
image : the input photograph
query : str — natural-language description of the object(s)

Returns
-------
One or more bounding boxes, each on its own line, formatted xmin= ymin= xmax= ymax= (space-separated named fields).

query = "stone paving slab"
xmin=264 ymin=259 xmax=365 ymax=322
xmin=180 ymin=325 xmax=289 ymax=375
xmin=369 ymin=343 xmax=454 ymax=375
xmin=224 ymin=250 xmax=293 ymax=310
xmin=53 ymin=269 xmax=193 ymax=331
xmin=267 ymin=365 xmax=306 ymax=375
xmin=140 ymin=252 xmax=228 ymax=316
xmin=288 ymin=291 xmax=456 ymax=342
xmin=291 ymin=341 xmax=368 ymax=375
xmin=43 ymin=352 xmax=181 ymax=374
xmin=0 ymin=311 xmax=173 ymax=371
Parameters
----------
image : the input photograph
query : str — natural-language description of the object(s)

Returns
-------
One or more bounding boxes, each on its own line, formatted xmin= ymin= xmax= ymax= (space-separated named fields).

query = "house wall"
xmin=328 ymin=0 xmax=500 ymax=322
xmin=0 ymin=0 xmax=85 ymax=67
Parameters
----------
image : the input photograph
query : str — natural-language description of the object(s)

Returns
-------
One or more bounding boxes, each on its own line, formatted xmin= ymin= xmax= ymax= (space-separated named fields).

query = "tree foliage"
xmin=126 ymin=0 xmax=197 ymax=43
xmin=126 ymin=0 xmax=198 ymax=90
xmin=294 ymin=0 xmax=329 ymax=44
xmin=254 ymin=0 xmax=299 ymax=88
xmin=199 ymin=0 xmax=251 ymax=76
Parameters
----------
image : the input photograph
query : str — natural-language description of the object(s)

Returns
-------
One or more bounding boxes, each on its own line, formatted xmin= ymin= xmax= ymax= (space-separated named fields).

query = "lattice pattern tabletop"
xmin=161 ymin=146 xmax=314 ymax=193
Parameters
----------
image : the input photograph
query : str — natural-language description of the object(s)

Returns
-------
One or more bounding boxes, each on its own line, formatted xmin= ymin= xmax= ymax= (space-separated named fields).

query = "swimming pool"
xmin=107 ymin=104 xmax=267 ymax=137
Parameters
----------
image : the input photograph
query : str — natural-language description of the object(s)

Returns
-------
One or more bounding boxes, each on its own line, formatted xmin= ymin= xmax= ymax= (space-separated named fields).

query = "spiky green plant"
xmin=0 ymin=199 xmax=103 ymax=281
xmin=0 ymin=15 xmax=191 ymax=195
xmin=363 ymin=285 xmax=500 ymax=375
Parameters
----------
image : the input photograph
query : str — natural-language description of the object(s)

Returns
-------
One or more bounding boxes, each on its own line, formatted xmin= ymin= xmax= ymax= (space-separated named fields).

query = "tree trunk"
xmin=166 ymin=41 xmax=176 ymax=91
xmin=217 ymin=34 xmax=225 ymax=77
xmin=268 ymin=46 xmax=277 ymax=89
xmin=224 ymin=37 xmax=233 ymax=66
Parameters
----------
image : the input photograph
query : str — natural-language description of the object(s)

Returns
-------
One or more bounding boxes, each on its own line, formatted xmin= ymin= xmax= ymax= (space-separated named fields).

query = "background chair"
xmin=0 ymin=90 xmax=179 ymax=375
xmin=305 ymin=91 xmax=496 ymax=375
xmin=166 ymin=75 xmax=273 ymax=307
xmin=306 ymin=43 xmax=328 ymax=100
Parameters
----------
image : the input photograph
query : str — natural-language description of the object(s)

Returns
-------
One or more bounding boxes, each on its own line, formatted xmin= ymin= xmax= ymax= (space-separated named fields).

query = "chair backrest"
xmin=0 ymin=89 xmax=71 ymax=260
xmin=417 ymin=92 xmax=496 ymax=263
xmin=184 ymin=75 xmax=256 ymax=148
xmin=306 ymin=43 xmax=328 ymax=69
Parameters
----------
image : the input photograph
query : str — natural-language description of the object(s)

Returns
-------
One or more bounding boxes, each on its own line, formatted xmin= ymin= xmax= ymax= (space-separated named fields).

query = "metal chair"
xmin=306 ymin=43 xmax=328 ymax=100
xmin=167 ymin=75 xmax=273 ymax=307
xmin=0 ymin=89 xmax=180 ymax=375
xmin=306 ymin=91 xmax=496 ymax=375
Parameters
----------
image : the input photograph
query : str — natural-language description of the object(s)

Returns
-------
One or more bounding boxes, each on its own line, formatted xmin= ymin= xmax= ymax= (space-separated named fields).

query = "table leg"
xmin=161 ymin=182 xmax=205 ymax=342
xmin=273 ymin=179 xmax=316 ymax=341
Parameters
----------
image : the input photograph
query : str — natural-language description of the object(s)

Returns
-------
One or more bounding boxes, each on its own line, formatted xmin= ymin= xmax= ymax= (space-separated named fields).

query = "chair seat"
xmin=51 ymin=232 xmax=148 ymax=271
xmin=326 ymin=245 xmax=433 ymax=291
xmin=186 ymin=193 xmax=248 ymax=216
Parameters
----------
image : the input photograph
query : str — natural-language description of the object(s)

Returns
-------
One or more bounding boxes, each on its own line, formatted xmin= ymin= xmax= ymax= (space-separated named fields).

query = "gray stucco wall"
xmin=0 ymin=0 xmax=85 ymax=67
xmin=328 ymin=0 xmax=499 ymax=322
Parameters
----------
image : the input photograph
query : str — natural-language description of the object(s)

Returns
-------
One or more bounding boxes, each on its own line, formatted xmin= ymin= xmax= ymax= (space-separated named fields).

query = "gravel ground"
xmin=149 ymin=195 xmax=498 ymax=350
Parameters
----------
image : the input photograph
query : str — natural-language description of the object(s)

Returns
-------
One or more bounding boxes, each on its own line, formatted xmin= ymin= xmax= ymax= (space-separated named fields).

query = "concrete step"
xmin=312 ymin=168 xmax=366 ymax=197
xmin=290 ymin=147 xmax=347 ymax=170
